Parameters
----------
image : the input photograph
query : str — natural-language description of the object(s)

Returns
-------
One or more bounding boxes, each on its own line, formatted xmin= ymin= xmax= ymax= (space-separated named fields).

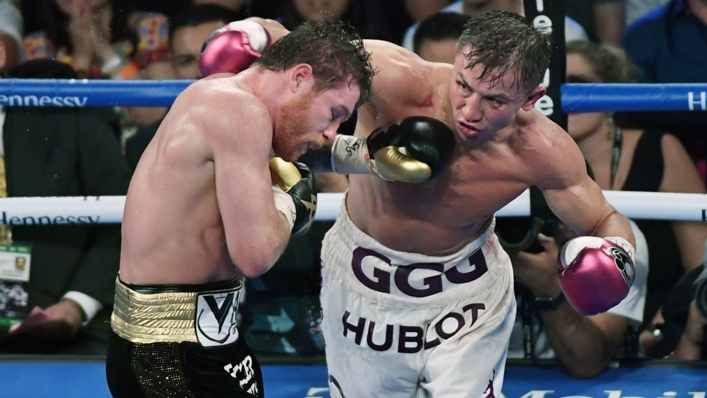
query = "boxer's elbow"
xmin=565 ymin=362 xmax=607 ymax=379
xmin=239 ymin=262 xmax=272 ymax=278
xmin=231 ymin=250 xmax=276 ymax=278
xmin=228 ymin=233 xmax=287 ymax=278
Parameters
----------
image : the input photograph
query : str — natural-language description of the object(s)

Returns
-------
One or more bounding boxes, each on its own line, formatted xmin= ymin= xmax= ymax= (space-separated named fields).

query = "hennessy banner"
xmin=523 ymin=0 xmax=567 ymax=131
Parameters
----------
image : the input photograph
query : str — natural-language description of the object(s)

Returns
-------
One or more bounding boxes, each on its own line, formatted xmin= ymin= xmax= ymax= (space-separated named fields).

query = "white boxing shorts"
xmin=321 ymin=202 xmax=516 ymax=398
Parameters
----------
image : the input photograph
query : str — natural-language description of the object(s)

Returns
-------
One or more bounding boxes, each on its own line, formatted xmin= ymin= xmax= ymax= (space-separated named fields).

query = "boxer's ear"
xmin=521 ymin=86 xmax=546 ymax=111
xmin=288 ymin=63 xmax=314 ymax=93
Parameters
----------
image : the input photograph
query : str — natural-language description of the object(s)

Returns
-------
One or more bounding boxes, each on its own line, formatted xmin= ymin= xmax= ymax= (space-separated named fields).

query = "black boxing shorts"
xmin=106 ymin=277 xmax=263 ymax=398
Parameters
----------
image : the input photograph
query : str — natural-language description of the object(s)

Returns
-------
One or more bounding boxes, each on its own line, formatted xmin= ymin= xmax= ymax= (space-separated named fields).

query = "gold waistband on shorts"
xmin=110 ymin=278 xmax=241 ymax=344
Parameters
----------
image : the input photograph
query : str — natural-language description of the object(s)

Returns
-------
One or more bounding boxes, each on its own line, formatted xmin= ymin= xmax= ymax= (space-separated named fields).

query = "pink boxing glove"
xmin=199 ymin=20 xmax=271 ymax=77
xmin=557 ymin=236 xmax=636 ymax=316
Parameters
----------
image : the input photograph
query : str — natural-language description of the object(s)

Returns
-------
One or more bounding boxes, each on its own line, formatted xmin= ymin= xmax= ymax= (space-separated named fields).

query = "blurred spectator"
xmin=653 ymin=264 xmax=707 ymax=359
xmin=566 ymin=0 xmax=626 ymax=44
xmin=124 ymin=4 xmax=240 ymax=170
xmin=383 ymin=0 xmax=450 ymax=44
xmin=168 ymin=4 xmax=241 ymax=80
xmin=21 ymin=0 xmax=139 ymax=79
xmin=401 ymin=0 xmax=589 ymax=50
xmin=621 ymin=0 xmax=707 ymax=184
xmin=626 ymin=0 xmax=669 ymax=26
xmin=124 ymin=10 xmax=176 ymax=128
xmin=508 ymin=218 xmax=648 ymax=378
xmin=412 ymin=12 xmax=467 ymax=64
xmin=566 ymin=40 xmax=707 ymax=355
xmin=670 ymin=298 xmax=706 ymax=359
xmin=622 ymin=0 xmax=706 ymax=84
xmin=273 ymin=0 xmax=395 ymax=42
xmin=192 ymin=0 xmax=249 ymax=12
xmin=0 ymin=51 xmax=131 ymax=354
xmin=0 ymin=0 xmax=23 ymax=72
xmin=405 ymin=0 xmax=451 ymax=22
xmin=21 ymin=0 xmax=178 ymax=140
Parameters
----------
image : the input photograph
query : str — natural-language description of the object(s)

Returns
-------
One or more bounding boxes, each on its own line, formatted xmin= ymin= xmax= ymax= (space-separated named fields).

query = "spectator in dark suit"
xmin=0 ymin=48 xmax=131 ymax=354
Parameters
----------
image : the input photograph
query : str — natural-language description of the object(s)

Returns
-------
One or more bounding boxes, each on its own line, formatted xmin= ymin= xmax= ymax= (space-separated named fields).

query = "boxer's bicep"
xmin=361 ymin=40 xmax=437 ymax=130
xmin=211 ymin=105 xmax=289 ymax=275
xmin=534 ymin=127 xmax=630 ymax=241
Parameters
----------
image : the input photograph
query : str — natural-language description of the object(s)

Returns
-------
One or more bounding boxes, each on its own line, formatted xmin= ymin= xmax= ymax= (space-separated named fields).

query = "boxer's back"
xmin=120 ymin=76 xmax=254 ymax=284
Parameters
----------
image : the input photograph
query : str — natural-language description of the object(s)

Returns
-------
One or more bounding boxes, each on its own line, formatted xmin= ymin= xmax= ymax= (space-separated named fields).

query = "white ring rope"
xmin=0 ymin=190 xmax=705 ymax=225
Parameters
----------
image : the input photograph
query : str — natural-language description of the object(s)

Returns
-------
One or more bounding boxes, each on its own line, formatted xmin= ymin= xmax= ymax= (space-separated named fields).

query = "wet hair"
xmin=254 ymin=18 xmax=375 ymax=109
xmin=457 ymin=10 xmax=551 ymax=91
xmin=566 ymin=40 xmax=637 ymax=83
xmin=413 ymin=12 xmax=468 ymax=55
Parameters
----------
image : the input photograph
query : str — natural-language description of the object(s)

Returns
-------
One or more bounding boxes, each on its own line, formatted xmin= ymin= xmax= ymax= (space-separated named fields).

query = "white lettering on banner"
xmin=306 ymin=388 xmax=330 ymax=398
xmin=0 ymin=95 xmax=88 ymax=107
xmin=531 ymin=1 xmax=554 ymax=118
xmin=302 ymin=387 xmax=706 ymax=398
xmin=533 ymin=16 xmax=553 ymax=33
xmin=518 ymin=391 xmax=707 ymax=398
xmin=535 ymin=96 xmax=554 ymax=116
xmin=0 ymin=212 xmax=100 ymax=225
xmin=520 ymin=391 xmax=555 ymax=398
xmin=688 ymin=92 xmax=706 ymax=111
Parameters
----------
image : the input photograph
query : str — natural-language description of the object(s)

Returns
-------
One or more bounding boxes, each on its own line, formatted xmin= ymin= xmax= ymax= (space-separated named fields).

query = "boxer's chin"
xmin=271 ymin=137 xmax=301 ymax=162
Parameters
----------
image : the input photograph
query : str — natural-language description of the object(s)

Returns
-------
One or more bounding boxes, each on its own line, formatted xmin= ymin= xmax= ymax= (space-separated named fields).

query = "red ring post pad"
xmin=1 ymin=79 xmax=707 ymax=111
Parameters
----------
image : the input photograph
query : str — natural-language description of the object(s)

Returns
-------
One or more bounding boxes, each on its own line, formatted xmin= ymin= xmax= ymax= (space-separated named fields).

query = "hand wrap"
xmin=269 ymin=158 xmax=317 ymax=237
xmin=329 ymin=116 xmax=456 ymax=183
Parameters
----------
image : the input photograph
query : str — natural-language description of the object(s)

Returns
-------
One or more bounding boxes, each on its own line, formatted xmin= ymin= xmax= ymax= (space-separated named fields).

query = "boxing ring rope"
xmin=2 ymin=79 xmax=707 ymax=112
xmin=1 ymin=78 xmax=707 ymax=224
xmin=2 ymin=191 xmax=707 ymax=224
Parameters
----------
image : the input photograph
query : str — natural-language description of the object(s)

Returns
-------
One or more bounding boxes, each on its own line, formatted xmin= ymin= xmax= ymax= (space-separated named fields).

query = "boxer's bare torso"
xmin=348 ymin=40 xmax=618 ymax=256
xmin=119 ymin=72 xmax=287 ymax=285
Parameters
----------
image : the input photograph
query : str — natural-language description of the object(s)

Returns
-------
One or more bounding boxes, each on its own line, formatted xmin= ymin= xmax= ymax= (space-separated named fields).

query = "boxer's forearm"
xmin=541 ymin=306 xmax=622 ymax=378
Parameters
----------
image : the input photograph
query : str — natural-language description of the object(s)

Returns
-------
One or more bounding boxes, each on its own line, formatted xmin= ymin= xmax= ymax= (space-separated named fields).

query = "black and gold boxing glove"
xmin=366 ymin=116 xmax=456 ymax=182
xmin=269 ymin=158 xmax=317 ymax=237
xmin=301 ymin=116 xmax=456 ymax=183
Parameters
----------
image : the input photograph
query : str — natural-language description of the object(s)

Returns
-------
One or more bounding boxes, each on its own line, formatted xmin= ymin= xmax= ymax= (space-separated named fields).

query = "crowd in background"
xmin=0 ymin=0 xmax=705 ymax=378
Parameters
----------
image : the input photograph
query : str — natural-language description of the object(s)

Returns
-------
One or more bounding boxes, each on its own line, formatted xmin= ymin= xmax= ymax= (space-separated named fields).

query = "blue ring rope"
xmin=1 ymin=79 xmax=706 ymax=112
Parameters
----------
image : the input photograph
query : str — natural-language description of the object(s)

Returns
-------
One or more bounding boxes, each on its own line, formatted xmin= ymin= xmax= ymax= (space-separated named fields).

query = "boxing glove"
xmin=328 ymin=116 xmax=456 ymax=183
xmin=199 ymin=20 xmax=271 ymax=77
xmin=557 ymin=236 xmax=636 ymax=316
xmin=269 ymin=158 xmax=317 ymax=237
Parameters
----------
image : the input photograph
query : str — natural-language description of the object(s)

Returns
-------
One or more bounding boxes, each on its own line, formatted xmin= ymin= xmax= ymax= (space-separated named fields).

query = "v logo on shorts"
xmin=195 ymin=290 xmax=241 ymax=347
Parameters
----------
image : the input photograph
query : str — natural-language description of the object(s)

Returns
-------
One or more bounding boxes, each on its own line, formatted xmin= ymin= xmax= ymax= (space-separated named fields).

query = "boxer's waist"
xmin=111 ymin=277 xmax=243 ymax=345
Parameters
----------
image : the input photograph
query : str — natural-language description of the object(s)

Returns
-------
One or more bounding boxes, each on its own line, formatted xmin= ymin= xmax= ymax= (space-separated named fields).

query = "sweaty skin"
xmin=120 ymin=74 xmax=287 ymax=284
xmin=347 ymin=40 xmax=635 ymax=256
xmin=120 ymin=65 xmax=359 ymax=285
